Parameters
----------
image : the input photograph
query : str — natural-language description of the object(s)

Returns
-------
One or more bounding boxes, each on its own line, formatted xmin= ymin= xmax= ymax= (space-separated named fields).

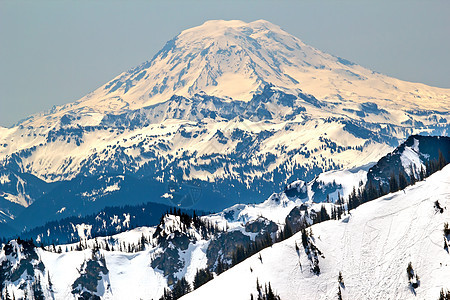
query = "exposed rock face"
xmin=0 ymin=239 xmax=47 ymax=299
xmin=366 ymin=135 xmax=450 ymax=190
xmin=206 ymin=231 xmax=251 ymax=268
xmin=245 ymin=217 xmax=278 ymax=234
xmin=151 ymin=232 xmax=191 ymax=285
xmin=284 ymin=180 xmax=308 ymax=200
xmin=72 ymin=249 xmax=110 ymax=299
xmin=285 ymin=206 xmax=309 ymax=234
xmin=245 ymin=217 xmax=278 ymax=244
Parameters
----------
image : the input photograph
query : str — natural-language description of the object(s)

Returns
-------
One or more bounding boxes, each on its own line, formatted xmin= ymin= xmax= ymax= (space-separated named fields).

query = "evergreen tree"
xmin=252 ymin=279 xmax=281 ymax=300
xmin=378 ymin=182 xmax=385 ymax=197
xmin=409 ymin=164 xmax=416 ymax=185
xmin=47 ymin=271 xmax=54 ymax=292
xmin=232 ymin=245 xmax=246 ymax=265
xmin=406 ymin=262 xmax=419 ymax=288
xmin=337 ymin=286 xmax=343 ymax=300
xmin=338 ymin=271 xmax=344 ymax=287
xmin=434 ymin=200 xmax=444 ymax=214
xmin=4 ymin=286 xmax=11 ymax=300
xmin=406 ymin=262 xmax=414 ymax=281
xmin=159 ymin=288 xmax=173 ymax=300
xmin=265 ymin=282 xmax=280 ymax=300
xmin=301 ymin=229 xmax=308 ymax=249
xmin=389 ymin=173 xmax=398 ymax=193
xmin=193 ymin=268 xmax=214 ymax=290
xmin=439 ymin=288 xmax=450 ymax=300
xmin=337 ymin=192 xmax=342 ymax=205
xmin=331 ymin=207 xmax=336 ymax=220
xmin=366 ymin=180 xmax=378 ymax=201
xmin=360 ymin=188 xmax=368 ymax=204
xmin=32 ymin=275 xmax=45 ymax=300
xmin=419 ymin=165 xmax=425 ymax=181
xmin=351 ymin=186 xmax=357 ymax=208
xmin=337 ymin=205 xmax=343 ymax=220
xmin=140 ymin=234 xmax=147 ymax=251
xmin=216 ymin=256 xmax=227 ymax=275
xmin=425 ymin=161 xmax=432 ymax=177
xmin=283 ymin=222 xmax=293 ymax=240
xmin=171 ymin=277 xmax=191 ymax=299
xmin=438 ymin=150 xmax=447 ymax=170
xmin=398 ymin=171 xmax=408 ymax=190
xmin=318 ymin=205 xmax=330 ymax=223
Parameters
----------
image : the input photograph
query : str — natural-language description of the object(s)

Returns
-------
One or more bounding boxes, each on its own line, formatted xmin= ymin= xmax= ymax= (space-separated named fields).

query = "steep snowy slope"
xmin=182 ymin=165 xmax=450 ymax=300
xmin=0 ymin=20 xmax=448 ymax=225
xmin=1 ymin=164 xmax=448 ymax=299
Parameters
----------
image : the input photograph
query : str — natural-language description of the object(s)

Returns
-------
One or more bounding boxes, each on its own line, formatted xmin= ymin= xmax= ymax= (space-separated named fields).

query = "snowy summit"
xmin=17 ymin=19 xmax=449 ymax=126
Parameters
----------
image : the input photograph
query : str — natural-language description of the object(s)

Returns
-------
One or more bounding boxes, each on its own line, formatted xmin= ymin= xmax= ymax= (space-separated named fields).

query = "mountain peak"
xmin=180 ymin=19 xmax=283 ymax=36
xmin=87 ymin=18 xmax=321 ymax=108
xmin=16 ymin=20 xmax=450 ymax=128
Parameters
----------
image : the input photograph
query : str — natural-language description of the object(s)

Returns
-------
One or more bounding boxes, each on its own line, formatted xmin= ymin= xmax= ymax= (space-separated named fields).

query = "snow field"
xmin=181 ymin=165 xmax=450 ymax=300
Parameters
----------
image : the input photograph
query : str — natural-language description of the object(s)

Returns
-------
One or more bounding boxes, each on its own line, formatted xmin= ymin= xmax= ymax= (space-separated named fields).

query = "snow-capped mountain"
xmin=1 ymin=20 xmax=449 ymax=229
xmin=1 ymin=156 xmax=449 ymax=300
xmin=15 ymin=19 xmax=449 ymax=124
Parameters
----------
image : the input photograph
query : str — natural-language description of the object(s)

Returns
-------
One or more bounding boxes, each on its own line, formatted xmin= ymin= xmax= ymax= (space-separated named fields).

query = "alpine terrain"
xmin=0 ymin=140 xmax=449 ymax=300
xmin=0 ymin=19 xmax=449 ymax=300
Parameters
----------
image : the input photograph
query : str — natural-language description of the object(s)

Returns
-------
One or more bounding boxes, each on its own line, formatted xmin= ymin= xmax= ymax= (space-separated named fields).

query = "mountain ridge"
xmin=182 ymin=165 xmax=450 ymax=299
xmin=0 ymin=19 xmax=448 ymax=230
xmin=1 ymin=155 xmax=448 ymax=300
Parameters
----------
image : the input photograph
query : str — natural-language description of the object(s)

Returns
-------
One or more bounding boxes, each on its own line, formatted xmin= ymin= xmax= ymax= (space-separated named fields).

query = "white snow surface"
xmin=309 ymin=167 xmax=369 ymax=203
xmin=0 ymin=19 xmax=447 ymax=190
xmin=2 ymin=166 xmax=449 ymax=299
xmin=182 ymin=165 xmax=450 ymax=300
xmin=400 ymin=138 xmax=425 ymax=176
xmin=207 ymin=166 xmax=369 ymax=232
xmin=17 ymin=19 xmax=450 ymax=123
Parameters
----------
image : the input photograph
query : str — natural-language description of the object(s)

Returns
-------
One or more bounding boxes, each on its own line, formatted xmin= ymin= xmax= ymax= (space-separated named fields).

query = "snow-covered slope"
xmin=1 ymin=164 xmax=449 ymax=299
xmin=16 ymin=19 xmax=450 ymax=127
xmin=0 ymin=20 xmax=448 ymax=225
xmin=182 ymin=164 xmax=450 ymax=300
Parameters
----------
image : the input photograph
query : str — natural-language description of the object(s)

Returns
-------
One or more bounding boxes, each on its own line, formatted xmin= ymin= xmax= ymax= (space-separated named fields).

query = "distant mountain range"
xmin=0 ymin=20 xmax=449 ymax=243
xmin=2 ymin=134 xmax=447 ymax=245
xmin=0 ymin=138 xmax=448 ymax=300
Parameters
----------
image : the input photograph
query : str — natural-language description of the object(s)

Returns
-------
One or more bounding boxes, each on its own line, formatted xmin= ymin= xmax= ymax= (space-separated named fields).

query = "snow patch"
xmin=0 ymin=174 xmax=10 ymax=184
xmin=400 ymin=138 xmax=424 ymax=176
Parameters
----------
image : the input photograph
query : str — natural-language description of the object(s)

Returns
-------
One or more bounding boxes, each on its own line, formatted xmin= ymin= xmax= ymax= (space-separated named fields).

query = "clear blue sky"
xmin=1 ymin=0 xmax=449 ymax=127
